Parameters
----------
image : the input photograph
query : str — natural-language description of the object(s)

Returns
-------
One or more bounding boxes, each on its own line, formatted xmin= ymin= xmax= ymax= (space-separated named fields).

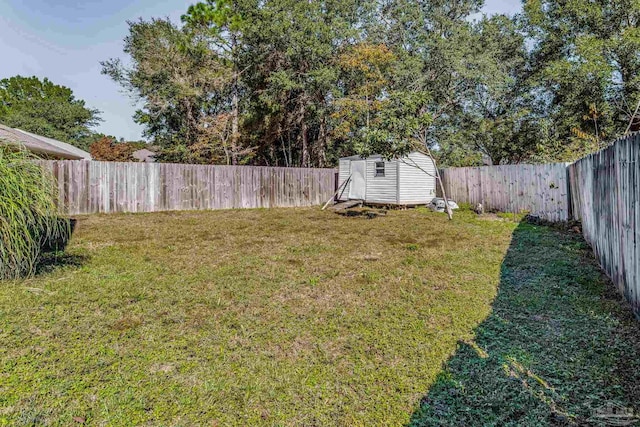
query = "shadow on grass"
xmin=409 ymin=221 xmax=640 ymax=426
xmin=34 ymin=252 xmax=88 ymax=276
xmin=34 ymin=218 xmax=86 ymax=276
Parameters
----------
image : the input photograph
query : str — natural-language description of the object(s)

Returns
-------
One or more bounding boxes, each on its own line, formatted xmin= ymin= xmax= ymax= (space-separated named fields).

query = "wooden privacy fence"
xmin=440 ymin=163 xmax=571 ymax=222
xmin=37 ymin=160 xmax=337 ymax=215
xmin=569 ymin=133 xmax=640 ymax=315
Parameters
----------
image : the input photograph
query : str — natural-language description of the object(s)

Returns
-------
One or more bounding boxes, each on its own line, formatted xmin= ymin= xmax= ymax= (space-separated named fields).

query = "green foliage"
xmin=0 ymin=146 xmax=69 ymax=280
xmin=0 ymin=76 xmax=101 ymax=151
xmin=104 ymin=1 xmax=368 ymax=166
xmin=522 ymin=0 xmax=640 ymax=159
xmin=103 ymin=0 xmax=640 ymax=166
xmin=361 ymin=8 xmax=544 ymax=166
xmin=182 ymin=0 xmax=245 ymax=42
xmin=443 ymin=15 xmax=542 ymax=166
xmin=410 ymin=222 xmax=640 ymax=425
xmin=332 ymin=43 xmax=421 ymax=158
xmin=239 ymin=0 xmax=365 ymax=167
xmin=101 ymin=19 xmax=231 ymax=163
xmin=359 ymin=0 xmax=485 ymax=161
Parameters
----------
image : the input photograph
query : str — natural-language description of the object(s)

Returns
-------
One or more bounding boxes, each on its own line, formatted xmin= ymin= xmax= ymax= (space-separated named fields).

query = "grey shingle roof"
xmin=0 ymin=124 xmax=92 ymax=160
xmin=132 ymin=148 xmax=156 ymax=162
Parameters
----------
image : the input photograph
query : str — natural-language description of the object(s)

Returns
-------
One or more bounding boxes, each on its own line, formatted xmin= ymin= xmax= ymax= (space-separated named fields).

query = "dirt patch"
xmin=111 ymin=316 xmax=143 ymax=331
xmin=336 ymin=208 xmax=388 ymax=219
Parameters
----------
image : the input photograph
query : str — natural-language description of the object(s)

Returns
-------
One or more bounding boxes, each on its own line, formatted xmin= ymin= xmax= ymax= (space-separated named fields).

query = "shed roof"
xmin=0 ymin=124 xmax=92 ymax=160
xmin=340 ymin=154 xmax=383 ymax=161
xmin=339 ymin=151 xmax=426 ymax=161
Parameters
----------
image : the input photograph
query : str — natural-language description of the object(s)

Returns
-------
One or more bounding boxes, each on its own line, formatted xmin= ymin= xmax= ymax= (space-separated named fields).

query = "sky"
xmin=0 ymin=0 xmax=522 ymax=141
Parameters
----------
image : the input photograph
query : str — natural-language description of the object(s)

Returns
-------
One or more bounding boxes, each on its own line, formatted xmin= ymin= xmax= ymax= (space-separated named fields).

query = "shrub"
xmin=0 ymin=146 xmax=69 ymax=279
xmin=89 ymin=136 xmax=136 ymax=161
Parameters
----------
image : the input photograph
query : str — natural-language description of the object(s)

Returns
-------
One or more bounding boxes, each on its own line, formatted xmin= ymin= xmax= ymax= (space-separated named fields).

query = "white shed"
xmin=337 ymin=151 xmax=437 ymax=205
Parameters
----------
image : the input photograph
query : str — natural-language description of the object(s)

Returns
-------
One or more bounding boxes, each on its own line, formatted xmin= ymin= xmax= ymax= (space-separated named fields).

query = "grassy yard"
xmin=1 ymin=208 xmax=639 ymax=426
xmin=410 ymin=221 xmax=640 ymax=426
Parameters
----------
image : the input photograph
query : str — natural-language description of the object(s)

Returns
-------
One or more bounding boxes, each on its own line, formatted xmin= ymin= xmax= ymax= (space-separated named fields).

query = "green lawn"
xmin=1 ymin=208 xmax=639 ymax=426
xmin=410 ymin=221 xmax=640 ymax=426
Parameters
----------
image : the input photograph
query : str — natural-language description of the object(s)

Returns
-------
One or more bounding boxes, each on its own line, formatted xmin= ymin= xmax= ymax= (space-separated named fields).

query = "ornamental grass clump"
xmin=0 ymin=146 xmax=69 ymax=279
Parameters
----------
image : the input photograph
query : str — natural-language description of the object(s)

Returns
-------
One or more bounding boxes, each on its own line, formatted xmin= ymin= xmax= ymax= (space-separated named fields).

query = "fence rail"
xmin=37 ymin=160 xmax=337 ymax=215
xmin=440 ymin=163 xmax=571 ymax=222
xmin=569 ymin=133 xmax=640 ymax=315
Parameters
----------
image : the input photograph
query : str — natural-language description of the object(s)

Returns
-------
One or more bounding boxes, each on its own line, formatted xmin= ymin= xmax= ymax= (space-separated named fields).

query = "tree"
xmin=89 ymin=137 xmax=137 ymax=162
xmin=0 ymin=76 xmax=101 ymax=150
xmin=328 ymin=1 xmax=489 ymax=216
xmin=332 ymin=43 xmax=398 ymax=156
xmin=343 ymin=0 xmax=484 ymax=158
xmin=101 ymin=19 xmax=235 ymax=164
xmin=450 ymin=15 xmax=541 ymax=166
xmin=358 ymin=8 xmax=549 ymax=167
xmin=356 ymin=0 xmax=489 ymax=164
xmin=109 ymin=0 xmax=613 ymax=168
xmin=522 ymin=0 xmax=640 ymax=160
xmin=181 ymin=0 xmax=249 ymax=165
xmin=106 ymin=1 xmax=503 ymax=168
xmin=239 ymin=0 xmax=366 ymax=167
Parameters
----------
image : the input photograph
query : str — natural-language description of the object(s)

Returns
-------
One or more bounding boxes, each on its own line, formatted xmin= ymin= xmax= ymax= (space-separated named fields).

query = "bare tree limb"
xmin=624 ymin=98 xmax=640 ymax=135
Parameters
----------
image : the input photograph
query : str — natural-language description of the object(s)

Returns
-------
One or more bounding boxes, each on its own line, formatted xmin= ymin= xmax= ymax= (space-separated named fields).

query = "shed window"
xmin=375 ymin=161 xmax=385 ymax=177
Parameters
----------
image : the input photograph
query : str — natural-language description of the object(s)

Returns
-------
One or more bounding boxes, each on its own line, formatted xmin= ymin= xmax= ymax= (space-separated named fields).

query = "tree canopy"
xmin=522 ymin=0 xmax=640 ymax=161
xmin=102 ymin=0 xmax=640 ymax=166
xmin=89 ymin=137 xmax=139 ymax=162
xmin=0 ymin=76 xmax=101 ymax=150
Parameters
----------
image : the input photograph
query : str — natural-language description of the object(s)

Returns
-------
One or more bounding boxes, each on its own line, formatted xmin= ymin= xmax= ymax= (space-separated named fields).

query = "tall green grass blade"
xmin=0 ymin=145 xmax=69 ymax=279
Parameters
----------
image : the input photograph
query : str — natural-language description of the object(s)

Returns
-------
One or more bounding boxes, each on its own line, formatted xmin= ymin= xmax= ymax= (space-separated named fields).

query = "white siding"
xmin=337 ymin=159 xmax=351 ymax=201
xmin=398 ymin=152 xmax=437 ymax=204
xmin=365 ymin=159 xmax=398 ymax=203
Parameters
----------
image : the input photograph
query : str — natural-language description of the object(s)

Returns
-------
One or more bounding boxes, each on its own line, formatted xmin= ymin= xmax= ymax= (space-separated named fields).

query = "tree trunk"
xmin=317 ymin=117 xmax=327 ymax=167
xmin=231 ymin=32 xmax=239 ymax=166
xmin=429 ymin=155 xmax=453 ymax=220
xmin=423 ymin=138 xmax=453 ymax=220
xmin=223 ymin=142 xmax=231 ymax=165
xmin=298 ymin=102 xmax=309 ymax=168
xmin=280 ymin=136 xmax=289 ymax=167
xmin=301 ymin=120 xmax=309 ymax=168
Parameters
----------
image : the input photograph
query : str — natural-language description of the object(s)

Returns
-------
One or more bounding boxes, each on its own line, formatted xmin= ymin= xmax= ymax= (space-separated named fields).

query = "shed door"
xmin=349 ymin=160 xmax=366 ymax=200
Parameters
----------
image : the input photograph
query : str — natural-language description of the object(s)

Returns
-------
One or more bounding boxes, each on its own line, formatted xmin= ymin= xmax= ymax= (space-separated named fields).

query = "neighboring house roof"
xmin=132 ymin=148 xmax=156 ymax=162
xmin=0 ymin=124 xmax=92 ymax=160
